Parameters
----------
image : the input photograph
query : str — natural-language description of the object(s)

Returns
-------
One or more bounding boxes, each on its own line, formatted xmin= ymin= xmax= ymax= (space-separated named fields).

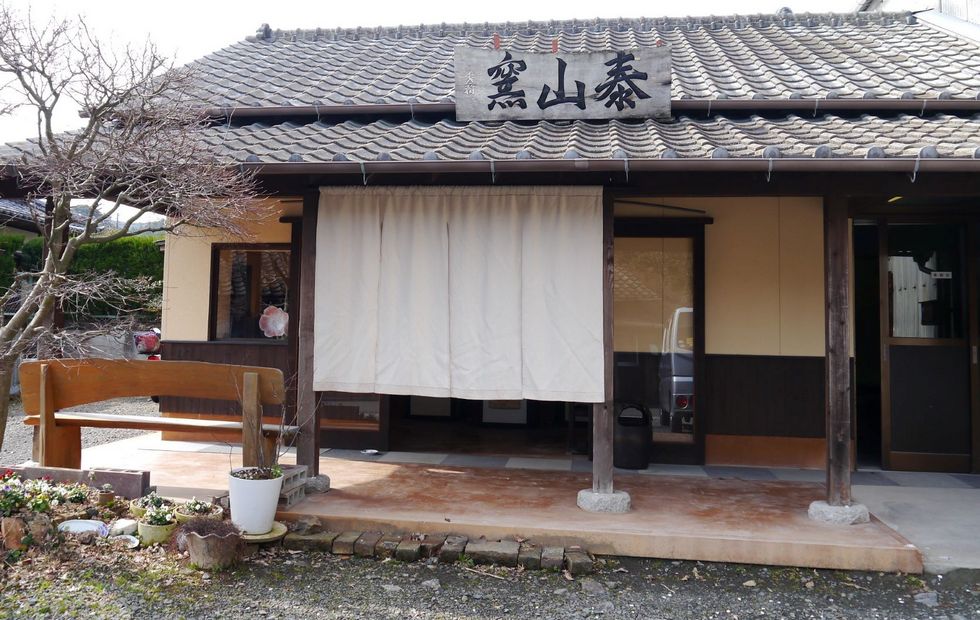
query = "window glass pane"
xmin=213 ymin=248 xmax=290 ymax=340
xmin=887 ymin=224 xmax=962 ymax=339
xmin=613 ymin=236 xmax=695 ymax=441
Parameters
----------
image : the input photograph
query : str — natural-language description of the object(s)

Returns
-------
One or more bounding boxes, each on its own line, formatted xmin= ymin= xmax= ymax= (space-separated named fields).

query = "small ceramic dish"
xmin=110 ymin=534 xmax=140 ymax=549
xmin=57 ymin=520 xmax=109 ymax=537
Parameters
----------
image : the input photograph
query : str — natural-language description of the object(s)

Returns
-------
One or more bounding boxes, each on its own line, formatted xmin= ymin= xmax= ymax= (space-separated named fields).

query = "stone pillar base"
xmin=577 ymin=489 xmax=631 ymax=513
xmin=807 ymin=500 xmax=870 ymax=525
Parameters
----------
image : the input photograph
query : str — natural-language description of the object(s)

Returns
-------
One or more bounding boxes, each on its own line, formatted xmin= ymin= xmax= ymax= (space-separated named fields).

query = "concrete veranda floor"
xmin=76 ymin=433 xmax=930 ymax=574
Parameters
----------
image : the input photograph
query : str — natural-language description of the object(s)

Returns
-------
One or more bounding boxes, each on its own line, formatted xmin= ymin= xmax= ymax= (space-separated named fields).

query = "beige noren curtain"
xmin=313 ymin=186 xmax=604 ymax=403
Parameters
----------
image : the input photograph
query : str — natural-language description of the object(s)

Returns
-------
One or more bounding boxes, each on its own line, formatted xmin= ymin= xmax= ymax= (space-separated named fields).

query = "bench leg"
xmin=262 ymin=435 xmax=278 ymax=469
xmin=39 ymin=426 xmax=81 ymax=469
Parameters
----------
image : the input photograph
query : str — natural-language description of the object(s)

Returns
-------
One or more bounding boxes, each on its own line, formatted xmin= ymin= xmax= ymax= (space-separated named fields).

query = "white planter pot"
xmin=228 ymin=469 xmax=283 ymax=535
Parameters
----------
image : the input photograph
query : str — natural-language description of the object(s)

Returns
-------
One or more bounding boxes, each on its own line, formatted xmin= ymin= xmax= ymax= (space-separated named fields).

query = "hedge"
xmin=0 ymin=234 xmax=164 ymax=317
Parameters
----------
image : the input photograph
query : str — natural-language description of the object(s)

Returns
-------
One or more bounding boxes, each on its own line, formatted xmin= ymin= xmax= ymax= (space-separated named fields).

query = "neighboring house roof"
xmin=0 ymin=198 xmax=44 ymax=232
xmin=188 ymin=12 xmax=980 ymax=108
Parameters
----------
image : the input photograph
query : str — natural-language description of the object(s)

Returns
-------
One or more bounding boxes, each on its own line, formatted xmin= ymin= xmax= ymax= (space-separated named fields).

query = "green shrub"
xmin=0 ymin=234 xmax=164 ymax=319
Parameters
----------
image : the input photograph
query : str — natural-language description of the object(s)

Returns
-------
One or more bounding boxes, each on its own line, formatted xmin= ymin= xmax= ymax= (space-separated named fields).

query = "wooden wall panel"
xmin=703 ymin=354 xmax=826 ymax=438
xmin=160 ymin=341 xmax=294 ymax=422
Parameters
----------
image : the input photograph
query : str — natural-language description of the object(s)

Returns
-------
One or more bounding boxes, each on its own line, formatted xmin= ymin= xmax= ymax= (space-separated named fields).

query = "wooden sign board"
xmin=455 ymin=46 xmax=671 ymax=121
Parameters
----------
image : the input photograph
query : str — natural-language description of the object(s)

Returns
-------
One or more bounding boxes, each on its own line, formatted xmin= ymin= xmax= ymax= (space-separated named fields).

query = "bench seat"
xmin=23 ymin=412 xmax=298 ymax=437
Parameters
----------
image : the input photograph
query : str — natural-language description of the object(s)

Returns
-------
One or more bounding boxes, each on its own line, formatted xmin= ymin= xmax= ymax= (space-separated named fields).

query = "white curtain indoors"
xmin=313 ymin=186 xmax=604 ymax=402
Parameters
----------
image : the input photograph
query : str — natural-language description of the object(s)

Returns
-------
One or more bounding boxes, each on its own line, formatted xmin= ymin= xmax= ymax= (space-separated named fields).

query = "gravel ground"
xmin=0 ymin=397 xmax=159 ymax=466
xmin=1 ymin=543 xmax=978 ymax=619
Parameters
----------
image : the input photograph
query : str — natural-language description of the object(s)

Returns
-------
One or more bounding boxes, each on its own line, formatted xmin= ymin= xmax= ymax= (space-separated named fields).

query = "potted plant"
xmin=137 ymin=506 xmax=177 ymax=545
xmin=180 ymin=518 xmax=242 ymax=570
xmin=228 ymin=465 xmax=283 ymax=535
xmin=129 ymin=492 xmax=174 ymax=519
xmin=97 ymin=484 xmax=114 ymax=506
xmin=175 ymin=498 xmax=223 ymax=524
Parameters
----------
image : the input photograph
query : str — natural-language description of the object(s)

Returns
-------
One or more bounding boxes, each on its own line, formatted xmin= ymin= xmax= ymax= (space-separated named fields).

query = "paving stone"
xmin=395 ymin=538 xmax=422 ymax=562
xmin=464 ymin=538 xmax=520 ymax=567
xmin=518 ymin=544 xmax=542 ymax=570
xmin=564 ymin=546 xmax=594 ymax=575
xmin=282 ymin=531 xmax=339 ymax=552
xmin=375 ymin=533 xmax=402 ymax=559
xmin=354 ymin=532 xmax=384 ymax=557
xmin=419 ymin=534 xmax=446 ymax=558
xmin=541 ymin=546 xmax=565 ymax=570
xmin=438 ymin=535 xmax=468 ymax=563
xmin=332 ymin=531 xmax=363 ymax=555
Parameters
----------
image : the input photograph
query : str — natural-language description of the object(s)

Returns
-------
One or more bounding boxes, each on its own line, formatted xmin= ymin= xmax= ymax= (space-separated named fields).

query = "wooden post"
xmin=36 ymin=363 xmax=80 ymax=468
xmin=295 ymin=189 xmax=320 ymax=475
xmin=38 ymin=363 xmax=54 ymax=466
xmin=824 ymin=196 xmax=853 ymax=506
xmin=241 ymin=371 xmax=263 ymax=468
xmin=592 ymin=191 xmax=615 ymax=494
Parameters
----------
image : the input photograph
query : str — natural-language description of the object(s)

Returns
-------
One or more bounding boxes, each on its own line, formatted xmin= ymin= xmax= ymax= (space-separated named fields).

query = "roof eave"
xmin=205 ymin=98 xmax=980 ymax=121
xmin=240 ymin=158 xmax=980 ymax=175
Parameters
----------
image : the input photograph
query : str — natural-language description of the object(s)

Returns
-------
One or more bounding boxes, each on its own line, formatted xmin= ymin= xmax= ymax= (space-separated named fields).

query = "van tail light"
xmin=675 ymin=395 xmax=689 ymax=409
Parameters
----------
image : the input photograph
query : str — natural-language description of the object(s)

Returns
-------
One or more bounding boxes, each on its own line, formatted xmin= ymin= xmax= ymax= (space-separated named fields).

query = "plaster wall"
xmin=617 ymin=197 xmax=826 ymax=357
xmin=160 ymin=199 xmax=299 ymax=341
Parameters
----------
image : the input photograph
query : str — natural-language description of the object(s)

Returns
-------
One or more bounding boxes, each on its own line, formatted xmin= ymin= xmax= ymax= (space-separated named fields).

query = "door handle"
xmin=973 ymin=345 xmax=978 ymax=365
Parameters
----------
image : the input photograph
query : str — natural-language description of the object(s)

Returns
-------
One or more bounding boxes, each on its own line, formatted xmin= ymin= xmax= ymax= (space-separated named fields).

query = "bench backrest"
xmin=20 ymin=358 xmax=285 ymax=414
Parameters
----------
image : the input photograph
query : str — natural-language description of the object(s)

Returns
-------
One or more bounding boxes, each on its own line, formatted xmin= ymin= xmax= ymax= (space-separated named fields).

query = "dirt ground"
xmin=1 ymin=541 xmax=977 ymax=619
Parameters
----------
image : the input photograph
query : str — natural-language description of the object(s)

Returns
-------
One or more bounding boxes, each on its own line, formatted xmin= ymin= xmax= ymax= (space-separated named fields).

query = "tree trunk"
xmin=0 ymin=360 xmax=15 ymax=454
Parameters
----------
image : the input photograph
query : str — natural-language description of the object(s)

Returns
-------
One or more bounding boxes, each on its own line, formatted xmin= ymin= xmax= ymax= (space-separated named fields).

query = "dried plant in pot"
xmin=180 ymin=518 xmax=243 ymax=571
xmin=228 ymin=465 xmax=283 ymax=535
xmin=175 ymin=498 xmax=223 ymax=524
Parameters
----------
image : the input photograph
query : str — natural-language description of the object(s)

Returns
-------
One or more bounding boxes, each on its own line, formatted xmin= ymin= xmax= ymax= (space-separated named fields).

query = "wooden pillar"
xmin=592 ymin=190 xmax=615 ymax=494
xmin=295 ymin=189 xmax=320 ymax=475
xmin=824 ymin=196 xmax=853 ymax=505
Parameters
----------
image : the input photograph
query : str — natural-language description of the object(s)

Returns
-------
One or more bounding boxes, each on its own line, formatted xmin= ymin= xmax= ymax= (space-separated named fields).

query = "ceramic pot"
xmin=137 ymin=521 xmax=176 ymax=546
xmin=129 ymin=499 xmax=145 ymax=519
xmin=228 ymin=469 xmax=283 ymax=535
xmin=97 ymin=491 xmax=114 ymax=506
xmin=175 ymin=506 xmax=224 ymax=524
xmin=185 ymin=531 xmax=241 ymax=570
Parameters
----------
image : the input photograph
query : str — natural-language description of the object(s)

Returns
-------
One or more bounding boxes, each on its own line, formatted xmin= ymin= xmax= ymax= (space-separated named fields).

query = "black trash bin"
xmin=613 ymin=402 xmax=651 ymax=469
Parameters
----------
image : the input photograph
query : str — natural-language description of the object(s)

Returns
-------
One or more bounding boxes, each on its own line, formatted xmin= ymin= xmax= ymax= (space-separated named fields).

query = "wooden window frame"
xmin=207 ymin=242 xmax=293 ymax=344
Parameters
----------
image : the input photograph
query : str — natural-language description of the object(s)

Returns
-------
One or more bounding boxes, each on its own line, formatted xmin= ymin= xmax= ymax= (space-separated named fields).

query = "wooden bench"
xmin=20 ymin=358 xmax=297 ymax=470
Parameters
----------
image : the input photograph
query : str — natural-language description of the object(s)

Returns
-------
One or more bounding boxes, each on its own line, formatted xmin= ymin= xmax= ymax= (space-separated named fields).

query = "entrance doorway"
xmin=854 ymin=218 xmax=977 ymax=472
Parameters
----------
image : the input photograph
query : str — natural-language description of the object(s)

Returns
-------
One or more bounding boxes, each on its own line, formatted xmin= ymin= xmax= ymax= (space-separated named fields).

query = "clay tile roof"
xmin=183 ymin=12 xmax=980 ymax=109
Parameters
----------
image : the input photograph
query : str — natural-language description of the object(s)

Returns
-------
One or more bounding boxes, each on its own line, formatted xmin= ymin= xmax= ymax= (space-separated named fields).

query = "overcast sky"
xmin=0 ymin=0 xmax=913 ymax=142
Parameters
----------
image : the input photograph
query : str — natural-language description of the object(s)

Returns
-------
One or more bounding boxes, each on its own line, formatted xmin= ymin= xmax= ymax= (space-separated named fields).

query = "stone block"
xmin=289 ymin=515 xmax=322 ymax=535
xmin=807 ymin=500 xmax=870 ymax=525
xmin=332 ymin=531 xmax=363 ymax=555
xmin=3 ymin=466 xmax=149 ymax=499
xmin=395 ymin=539 xmax=422 ymax=562
xmin=282 ymin=531 xmax=339 ymax=552
xmin=109 ymin=519 xmax=138 ymax=537
xmin=375 ymin=534 xmax=402 ymax=559
xmin=1 ymin=517 xmax=26 ymax=551
xmin=439 ymin=535 xmax=468 ymax=563
xmin=464 ymin=538 xmax=520 ymax=567
xmin=541 ymin=546 xmax=565 ymax=570
xmin=564 ymin=546 xmax=594 ymax=575
xmin=518 ymin=544 xmax=542 ymax=570
xmin=354 ymin=532 xmax=384 ymax=557
xmin=576 ymin=489 xmax=631 ymax=513
xmin=419 ymin=534 xmax=446 ymax=558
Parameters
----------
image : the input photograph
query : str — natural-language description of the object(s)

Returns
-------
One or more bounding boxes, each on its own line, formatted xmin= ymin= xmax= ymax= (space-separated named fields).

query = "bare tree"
xmin=0 ymin=6 xmax=262 ymax=450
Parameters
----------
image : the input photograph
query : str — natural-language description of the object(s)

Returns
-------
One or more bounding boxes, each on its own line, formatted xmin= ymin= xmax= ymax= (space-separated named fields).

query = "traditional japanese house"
xmin=153 ymin=9 xmax=980 ymax=513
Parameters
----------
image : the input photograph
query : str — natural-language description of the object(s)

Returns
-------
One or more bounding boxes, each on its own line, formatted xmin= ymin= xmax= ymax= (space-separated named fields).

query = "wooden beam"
xmin=592 ymin=190 xmax=615 ymax=494
xmin=824 ymin=196 xmax=853 ymax=505
xmin=295 ymin=189 xmax=320 ymax=475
